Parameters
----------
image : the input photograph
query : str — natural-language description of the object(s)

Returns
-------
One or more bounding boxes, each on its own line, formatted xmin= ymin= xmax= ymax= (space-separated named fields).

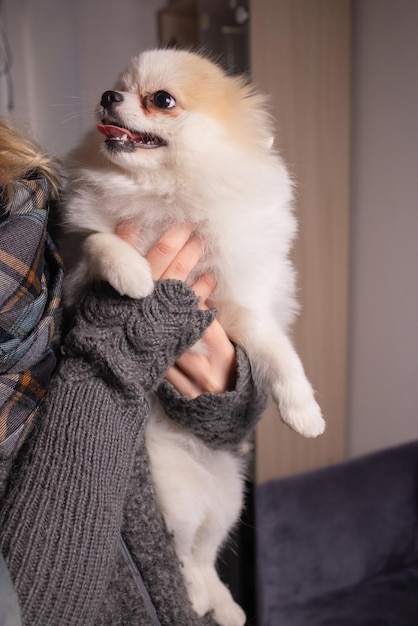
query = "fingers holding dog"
xmin=119 ymin=223 xmax=215 ymax=307
xmin=146 ymin=226 xmax=217 ymax=310
xmin=144 ymin=226 xmax=237 ymax=397
xmin=146 ymin=224 xmax=201 ymax=281
xmin=190 ymin=271 xmax=217 ymax=306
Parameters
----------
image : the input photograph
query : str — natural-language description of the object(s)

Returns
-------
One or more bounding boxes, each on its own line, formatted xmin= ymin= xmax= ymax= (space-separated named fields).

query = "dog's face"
xmin=96 ymin=49 xmax=273 ymax=174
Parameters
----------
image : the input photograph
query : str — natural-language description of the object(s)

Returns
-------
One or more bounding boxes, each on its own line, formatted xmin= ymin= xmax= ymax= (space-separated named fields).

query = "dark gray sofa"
xmin=256 ymin=440 xmax=418 ymax=625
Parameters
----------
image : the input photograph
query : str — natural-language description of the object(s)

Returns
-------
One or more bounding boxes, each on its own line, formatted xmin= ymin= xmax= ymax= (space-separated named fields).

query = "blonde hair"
xmin=0 ymin=119 xmax=60 ymax=203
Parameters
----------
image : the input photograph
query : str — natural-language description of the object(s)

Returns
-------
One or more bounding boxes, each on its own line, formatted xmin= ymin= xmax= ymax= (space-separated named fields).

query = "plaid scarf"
xmin=0 ymin=175 xmax=63 ymax=458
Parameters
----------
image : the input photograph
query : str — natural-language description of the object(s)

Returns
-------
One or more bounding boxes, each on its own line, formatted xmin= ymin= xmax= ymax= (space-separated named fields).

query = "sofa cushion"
xmin=271 ymin=563 xmax=418 ymax=626
xmin=256 ymin=441 xmax=418 ymax=625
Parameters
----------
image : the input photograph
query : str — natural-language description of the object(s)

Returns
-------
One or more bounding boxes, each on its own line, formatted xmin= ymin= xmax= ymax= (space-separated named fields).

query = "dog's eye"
xmin=152 ymin=91 xmax=176 ymax=110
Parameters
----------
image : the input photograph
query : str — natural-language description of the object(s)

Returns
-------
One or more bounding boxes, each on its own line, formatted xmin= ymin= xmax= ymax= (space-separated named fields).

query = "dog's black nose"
xmin=100 ymin=90 xmax=124 ymax=108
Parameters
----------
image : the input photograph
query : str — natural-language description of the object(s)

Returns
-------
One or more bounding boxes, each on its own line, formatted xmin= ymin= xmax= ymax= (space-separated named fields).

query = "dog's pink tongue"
xmin=97 ymin=124 xmax=133 ymax=140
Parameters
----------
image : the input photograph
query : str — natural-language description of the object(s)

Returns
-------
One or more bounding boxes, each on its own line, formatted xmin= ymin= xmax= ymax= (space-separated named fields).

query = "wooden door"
xmin=251 ymin=0 xmax=352 ymax=482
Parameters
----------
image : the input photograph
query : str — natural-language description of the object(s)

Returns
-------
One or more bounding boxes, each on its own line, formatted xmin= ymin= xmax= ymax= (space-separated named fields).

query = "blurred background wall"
xmin=0 ymin=0 xmax=166 ymax=155
xmin=348 ymin=0 xmax=418 ymax=458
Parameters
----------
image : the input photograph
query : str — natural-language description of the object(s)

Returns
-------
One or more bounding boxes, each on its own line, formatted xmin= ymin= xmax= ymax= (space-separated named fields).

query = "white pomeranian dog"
xmin=61 ymin=48 xmax=325 ymax=626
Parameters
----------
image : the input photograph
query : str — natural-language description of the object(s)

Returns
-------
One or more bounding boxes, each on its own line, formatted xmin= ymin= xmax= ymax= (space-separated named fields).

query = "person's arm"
xmin=0 ymin=280 xmax=213 ymax=626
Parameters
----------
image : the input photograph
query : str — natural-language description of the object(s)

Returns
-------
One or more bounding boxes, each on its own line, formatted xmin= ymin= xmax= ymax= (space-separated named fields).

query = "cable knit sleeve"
xmin=156 ymin=346 xmax=268 ymax=449
xmin=63 ymin=280 xmax=215 ymax=395
xmin=0 ymin=280 xmax=214 ymax=626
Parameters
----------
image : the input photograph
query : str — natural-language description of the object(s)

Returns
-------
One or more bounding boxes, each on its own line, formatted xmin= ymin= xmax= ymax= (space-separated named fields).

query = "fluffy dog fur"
xmin=61 ymin=48 xmax=325 ymax=626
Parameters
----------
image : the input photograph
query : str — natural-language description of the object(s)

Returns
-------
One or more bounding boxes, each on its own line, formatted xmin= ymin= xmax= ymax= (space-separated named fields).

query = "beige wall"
xmin=251 ymin=0 xmax=351 ymax=483
xmin=252 ymin=0 xmax=418 ymax=478
xmin=348 ymin=0 xmax=418 ymax=457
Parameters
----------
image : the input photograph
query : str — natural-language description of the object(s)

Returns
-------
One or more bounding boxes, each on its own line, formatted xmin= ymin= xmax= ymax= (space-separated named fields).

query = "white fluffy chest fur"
xmin=63 ymin=147 xmax=297 ymax=330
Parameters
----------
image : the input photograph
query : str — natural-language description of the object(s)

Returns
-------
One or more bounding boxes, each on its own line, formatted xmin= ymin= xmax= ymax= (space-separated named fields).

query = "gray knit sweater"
xmin=0 ymin=280 xmax=267 ymax=625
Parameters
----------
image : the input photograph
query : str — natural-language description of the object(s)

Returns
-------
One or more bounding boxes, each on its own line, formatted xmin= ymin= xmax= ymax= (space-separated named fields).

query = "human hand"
xmin=116 ymin=221 xmax=237 ymax=397
xmin=145 ymin=224 xmax=237 ymax=398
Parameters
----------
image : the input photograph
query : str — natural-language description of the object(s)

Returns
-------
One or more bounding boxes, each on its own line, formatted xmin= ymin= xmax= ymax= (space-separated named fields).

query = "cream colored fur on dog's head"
xmin=93 ymin=48 xmax=275 ymax=176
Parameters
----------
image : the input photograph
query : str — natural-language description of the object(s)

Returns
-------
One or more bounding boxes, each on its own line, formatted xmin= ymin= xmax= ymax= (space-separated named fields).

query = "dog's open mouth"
xmin=97 ymin=124 xmax=166 ymax=151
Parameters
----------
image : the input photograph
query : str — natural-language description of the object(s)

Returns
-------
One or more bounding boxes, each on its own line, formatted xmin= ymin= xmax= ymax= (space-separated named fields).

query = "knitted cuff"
xmin=64 ymin=280 xmax=216 ymax=393
xmin=157 ymin=346 xmax=268 ymax=449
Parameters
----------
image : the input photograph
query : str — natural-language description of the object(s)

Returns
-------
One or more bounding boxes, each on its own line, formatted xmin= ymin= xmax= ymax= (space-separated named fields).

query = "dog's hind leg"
xmin=190 ymin=456 xmax=246 ymax=626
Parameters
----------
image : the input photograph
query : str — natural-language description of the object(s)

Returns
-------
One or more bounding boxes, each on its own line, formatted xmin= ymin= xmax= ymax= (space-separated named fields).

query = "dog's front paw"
xmin=272 ymin=382 xmax=325 ymax=438
xmin=84 ymin=232 xmax=154 ymax=299
xmin=106 ymin=256 xmax=154 ymax=299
